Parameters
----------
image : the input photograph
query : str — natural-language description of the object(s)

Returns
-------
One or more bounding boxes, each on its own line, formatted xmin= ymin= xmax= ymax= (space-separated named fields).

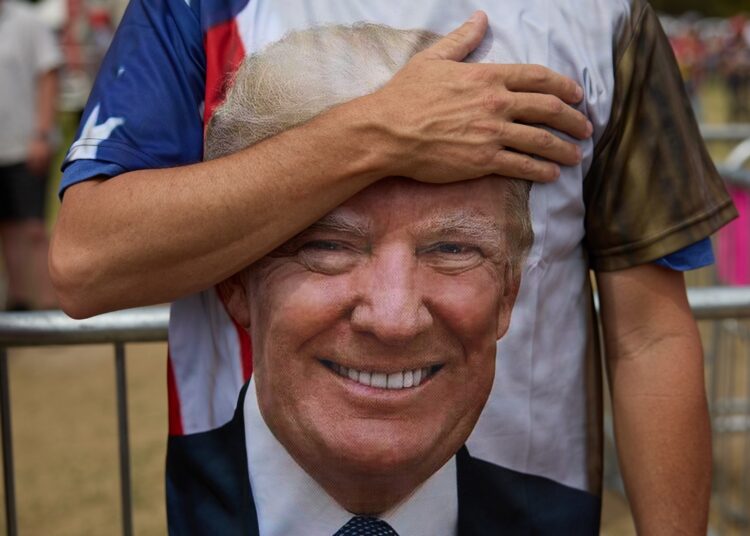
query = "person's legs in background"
xmin=0 ymin=163 xmax=58 ymax=310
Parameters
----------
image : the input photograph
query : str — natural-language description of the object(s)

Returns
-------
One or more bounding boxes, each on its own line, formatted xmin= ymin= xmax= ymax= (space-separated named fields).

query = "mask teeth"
xmin=333 ymin=364 xmax=434 ymax=389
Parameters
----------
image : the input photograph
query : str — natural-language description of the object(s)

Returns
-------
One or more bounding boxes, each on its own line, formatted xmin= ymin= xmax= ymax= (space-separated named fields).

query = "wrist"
xmin=333 ymin=94 xmax=403 ymax=181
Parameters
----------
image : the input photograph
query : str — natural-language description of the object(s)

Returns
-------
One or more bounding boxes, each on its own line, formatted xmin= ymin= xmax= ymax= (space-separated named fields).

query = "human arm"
xmin=26 ymin=10 xmax=61 ymax=177
xmin=596 ymin=265 xmax=710 ymax=534
xmin=50 ymin=11 xmax=591 ymax=318
xmin=582 ymin=3 xmax=741 ymax=529
xmin=26 ymin=68 xmax=59 ymax=176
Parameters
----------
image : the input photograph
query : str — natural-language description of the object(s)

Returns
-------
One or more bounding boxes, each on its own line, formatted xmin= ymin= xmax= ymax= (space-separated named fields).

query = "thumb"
xmin=422 ymin=11 xmax=488 ymax=61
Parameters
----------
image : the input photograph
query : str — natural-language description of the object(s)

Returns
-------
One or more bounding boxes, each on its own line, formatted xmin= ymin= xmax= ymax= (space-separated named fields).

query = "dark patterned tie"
xmin=333 ymin=516 xmax=400 ymax=536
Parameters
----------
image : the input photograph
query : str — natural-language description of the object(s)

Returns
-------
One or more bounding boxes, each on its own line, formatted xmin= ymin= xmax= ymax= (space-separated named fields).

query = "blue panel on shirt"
xmin=59 ymin=0 xmax=206 ymax=195
xmin=199 ymin=0 xmax=250 ymax=31
xmin=62 ymin=160 xmax=128 ymax=190
xmin=653 ymin=237 xmax=714 ymax=271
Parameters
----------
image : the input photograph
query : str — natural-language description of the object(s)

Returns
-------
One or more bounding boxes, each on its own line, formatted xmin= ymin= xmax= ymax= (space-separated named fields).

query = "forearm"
xmin=51 ymin=14 xmax=591 ymax=317
xmin=50 ymin=101 xmax=383 ymax=317
xmin=608 ymin=329 xmax=711 ymax=534
xmin=35 ymin=70 xmax=58 ymax=137
xmin=597 ymin=266 xmax=711 ymax=534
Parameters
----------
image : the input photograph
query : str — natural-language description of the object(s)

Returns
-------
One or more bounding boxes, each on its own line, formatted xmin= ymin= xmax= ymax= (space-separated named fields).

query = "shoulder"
xmin=614 ymin=0 xmax=670 ymax=60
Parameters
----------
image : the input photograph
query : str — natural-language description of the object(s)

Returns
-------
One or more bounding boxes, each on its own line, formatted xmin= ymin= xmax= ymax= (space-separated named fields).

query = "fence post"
xmin=114 ymin=343 xmax=133 ymax=536
xmin=0 ymin=348 xmax=17 ymax=536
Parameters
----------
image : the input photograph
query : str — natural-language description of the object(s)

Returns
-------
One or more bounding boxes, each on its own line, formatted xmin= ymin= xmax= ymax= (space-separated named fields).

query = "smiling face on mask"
xmin=222 ymin=175 xmax=528 ymax=510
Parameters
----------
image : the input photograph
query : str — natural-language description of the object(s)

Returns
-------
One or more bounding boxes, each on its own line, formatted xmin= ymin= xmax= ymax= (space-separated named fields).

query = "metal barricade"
xmin=709 ymin=141 xmax=750 ymax=533
xmin=0 ymin=306 xmax=168 ymax=536
xmin=700 ymin=123 xmax=750 ymax=143
xmin=708 ymin=314 xmax=750 ymax=531
xmin=1 ymin=293 xmax=750 ymax=534
xmin=693 ymin=287 xmax=750 ymax=533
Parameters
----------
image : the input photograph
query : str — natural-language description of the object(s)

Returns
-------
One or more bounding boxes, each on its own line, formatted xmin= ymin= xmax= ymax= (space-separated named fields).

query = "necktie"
xmin=333 ymin=515 xmax=399 ymax=536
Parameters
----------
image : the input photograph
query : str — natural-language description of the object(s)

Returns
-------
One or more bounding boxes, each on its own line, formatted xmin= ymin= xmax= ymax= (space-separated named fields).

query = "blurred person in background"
xmin=722 ymin=15 xmax=750 ymax=120
xmin=59 ymin=0 xmax=115 ymax=124
xmin=0 ymin=0 xmax=62 ymax=310
xmin=671 ymin=23 xmax=706 ymax=119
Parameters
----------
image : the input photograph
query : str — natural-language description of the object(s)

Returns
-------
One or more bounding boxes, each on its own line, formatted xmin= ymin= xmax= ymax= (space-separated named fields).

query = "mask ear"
xmin=217 ymin=271 xmax=251 ymax=328
xmin=496 ymin=262 xmax=521 ymax=340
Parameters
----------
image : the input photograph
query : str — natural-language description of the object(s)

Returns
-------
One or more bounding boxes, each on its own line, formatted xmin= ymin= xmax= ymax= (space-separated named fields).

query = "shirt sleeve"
xmin=583 ymin=0 xmax=737 ymax=272
xmin=60 ymin=0 xmax=206 ymax=194
xmin=653 ymin=237 xmax=714 ymax=271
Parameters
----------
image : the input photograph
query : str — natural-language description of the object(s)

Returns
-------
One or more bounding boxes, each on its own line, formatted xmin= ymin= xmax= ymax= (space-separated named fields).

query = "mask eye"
xmin=298 ymin=240 xmax=360 ymax=274
xmin=434 ymin=243 xmax=471 ymax=255
xmin=303 ymin=240 xmax=344 ymax=251
xmin=421 ymin=242 xmax=484 ymax=273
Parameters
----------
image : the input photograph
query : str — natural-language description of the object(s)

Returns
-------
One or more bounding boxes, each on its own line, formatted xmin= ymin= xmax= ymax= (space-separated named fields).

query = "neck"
xmin=289 ymin=449 xmax=453 ymax=515
xmin=319 ymin=471 xmax=421 ymax=514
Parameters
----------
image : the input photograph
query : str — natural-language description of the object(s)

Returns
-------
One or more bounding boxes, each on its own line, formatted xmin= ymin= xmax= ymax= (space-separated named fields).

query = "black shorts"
xmin=0 ymin=162 xmax=47 ymax=222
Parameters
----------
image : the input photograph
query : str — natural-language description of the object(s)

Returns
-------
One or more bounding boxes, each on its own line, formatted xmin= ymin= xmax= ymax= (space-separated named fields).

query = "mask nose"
xmin=350 ymin=247 xmax=433 ymax=344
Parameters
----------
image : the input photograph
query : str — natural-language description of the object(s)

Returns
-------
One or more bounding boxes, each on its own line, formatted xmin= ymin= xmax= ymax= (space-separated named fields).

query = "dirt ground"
xmin=0 ymin=343 xmax=167 ymax=535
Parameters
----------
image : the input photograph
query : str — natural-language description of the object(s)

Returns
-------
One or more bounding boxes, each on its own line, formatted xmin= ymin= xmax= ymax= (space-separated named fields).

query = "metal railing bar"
xmin=700 ymin=123 xmax=750 ymax=142
xmin=0 ymin=349 xmax=17 ymax=536
xmin=686 ymin=287 xmax=750 ymax=320
xmin=719 ymin=166 xmax=750 ymax=187
xmin=713 ymin=415 xmax=750 ymax=433
xmin=0 ymin=306 xmax=168 ymax=347
xmin=714 ymin=399 xmax=750 ymax=413
xmin=0 ymin=288 xmax=748 ymax=347
xmin=591 ymin=286 xmax=750 ymax=321
xmin=114 ymin=343 xmax=133 ymax=536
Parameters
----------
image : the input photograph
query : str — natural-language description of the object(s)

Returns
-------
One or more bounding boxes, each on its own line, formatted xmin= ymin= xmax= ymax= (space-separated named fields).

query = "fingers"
xmin=492 ymin=150 xmax=560 ymax=182
xmin=421 ymin=11 xmax=488 ymax=62
xmin=497 ymin=123 xmax=581 ymax=166
xmin=500 ymin=64 xmax=584 ymax=105
xmin=512 ymin=93 xmax=592 ymax=140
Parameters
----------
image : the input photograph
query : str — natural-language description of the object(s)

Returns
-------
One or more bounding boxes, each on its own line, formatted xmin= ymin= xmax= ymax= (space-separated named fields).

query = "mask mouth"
xmin=320 ymin=359 xmax=444 ymax=390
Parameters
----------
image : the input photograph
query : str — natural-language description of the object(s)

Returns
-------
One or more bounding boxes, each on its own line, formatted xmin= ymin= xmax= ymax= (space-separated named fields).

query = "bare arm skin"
xmin=51 ymin=12 xmax=591 ymax=318
xmin=597 ymin=265 xmax=711 ymax=535
xmin=27 ymin=69 xmax=58 ymax=176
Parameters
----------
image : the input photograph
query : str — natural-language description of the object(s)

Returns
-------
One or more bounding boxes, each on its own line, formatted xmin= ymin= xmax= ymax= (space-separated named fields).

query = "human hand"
xmin=364 ymin=11 xmax=592 ymax=183
xmin=26 ymin=137 xmax=53 ymax=177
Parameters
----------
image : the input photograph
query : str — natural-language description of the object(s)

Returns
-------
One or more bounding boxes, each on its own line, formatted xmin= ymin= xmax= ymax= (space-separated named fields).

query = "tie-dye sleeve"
xmin=583 ymin=0 xmax=736 ymax=272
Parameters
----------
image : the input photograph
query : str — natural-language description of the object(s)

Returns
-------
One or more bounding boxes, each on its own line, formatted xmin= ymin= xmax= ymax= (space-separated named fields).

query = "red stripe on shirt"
xmin=167 ymin=350 xmax=184 ymax=436
xmin=203 ymin=19 xmax=246 ymax=124
xmin=232 ymin=318 xmax=253 ymax=381
xmin=214 ymin=286 xmax=254 ymax=381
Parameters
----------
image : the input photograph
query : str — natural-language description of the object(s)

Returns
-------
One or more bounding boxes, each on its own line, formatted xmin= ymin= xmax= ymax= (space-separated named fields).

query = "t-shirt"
xmin=61 ymin=0 xmax=736 ymax=526
xmin=0 ymin=0 xmax=62 ymax=164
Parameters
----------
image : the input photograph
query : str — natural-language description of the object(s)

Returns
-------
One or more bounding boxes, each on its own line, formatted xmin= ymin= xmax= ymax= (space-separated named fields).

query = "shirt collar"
xmin=244 ymin=378 xmax=458 ymax=536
